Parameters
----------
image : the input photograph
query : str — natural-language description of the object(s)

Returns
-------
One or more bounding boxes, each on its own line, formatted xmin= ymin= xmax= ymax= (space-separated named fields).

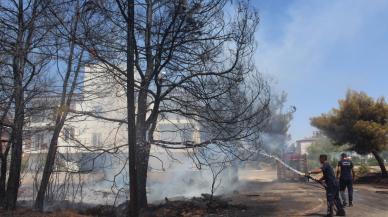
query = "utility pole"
xmin=127 ymin=0 xmax=138 ymax=216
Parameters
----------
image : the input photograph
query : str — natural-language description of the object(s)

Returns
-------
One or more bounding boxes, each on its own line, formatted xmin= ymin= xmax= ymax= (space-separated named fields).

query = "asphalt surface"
xmin=233 ymin=169 xmax=388 ymax=217
xmin=310 ymin=184 xmax=388 ymax=217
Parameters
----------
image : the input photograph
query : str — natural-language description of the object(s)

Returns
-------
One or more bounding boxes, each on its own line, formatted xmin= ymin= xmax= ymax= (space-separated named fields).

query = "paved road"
xmin=225 ymin=169 xmax=388 ymax=216
xmin=235 ymin=182 xmax=388 ymax=217
xmin=304 ymin=184 xmax=388 ymax=217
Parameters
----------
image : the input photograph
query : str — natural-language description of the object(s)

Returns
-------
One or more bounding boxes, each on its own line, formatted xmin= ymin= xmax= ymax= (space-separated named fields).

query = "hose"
xmin=258 ymin=150 xmax=326 ymax=189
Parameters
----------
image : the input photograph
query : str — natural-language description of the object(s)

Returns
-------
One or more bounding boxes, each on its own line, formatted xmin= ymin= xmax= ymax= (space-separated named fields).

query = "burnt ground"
xmin=355 ymin=172 xmax=388 ymax=185
xmin=0 ymin=208 xmax=88 ymax=217
xmin=72 ymin=173 xmax=388 ymax=217
xmin=70 ymin=170 xmax=388 ymax=216
xmin=159 ymin=168 xmax=388 ymax=217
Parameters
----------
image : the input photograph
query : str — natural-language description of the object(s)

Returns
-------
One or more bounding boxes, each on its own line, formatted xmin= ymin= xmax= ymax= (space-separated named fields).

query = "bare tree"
xmin=125 ymin=0 xmax=139 ymax=215
xmin=0 ymin=0 xmax=54 ymax=209
xmin=0 ymin=65 xmax=13 ymax=204
xmin=34 ymin=0 xmax=87 ymax=210
xmin=75 ymin=0 xmax=267 ymax=213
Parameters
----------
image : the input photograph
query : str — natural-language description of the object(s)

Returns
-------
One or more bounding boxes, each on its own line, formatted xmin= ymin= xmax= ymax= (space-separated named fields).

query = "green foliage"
xmin=307 ymin=159 xmax=320 ymax=170
xmin=350 ymin=155 xmax=385 ymax=166
xmin=306 ymin=137 xmax=344 ymax=169
xmin=350 ymin=155 xmax=362 ymax=165
xmin=311 ymin=90 xmax=388 ymax=155
xmin=365 ymin=158 xmax=380 ymax=166
xmin=357 ymin=164 xmax=370 ymax=177
xmin=307 ymin=137 xmax=343 ymax=159
xmin=307 ymin=158 xmax=338 ymax=170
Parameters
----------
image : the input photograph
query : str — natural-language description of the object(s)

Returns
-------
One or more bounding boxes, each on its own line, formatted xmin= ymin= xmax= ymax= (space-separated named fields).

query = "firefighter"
xmin=336 ymin=153 xmax=355 ymax=207
xmin=307 ymin=154 xmax=345 ymax=217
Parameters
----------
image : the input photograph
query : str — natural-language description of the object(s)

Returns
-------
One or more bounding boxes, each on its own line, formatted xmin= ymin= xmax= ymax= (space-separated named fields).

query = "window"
xmin=158 ymin=123 xmax=180 ymax=142
xmin=31 ymin=111 xmax=46 ymax=123
xmin=92 ymin=133 xmax=102 ymax=146
xmin=34 ymin=133 xmax=44 ymax=149
xmin=64 ymin=127 xmax=75 ymax=141
xmin=181 ymin=129 xmax=194 ymax=142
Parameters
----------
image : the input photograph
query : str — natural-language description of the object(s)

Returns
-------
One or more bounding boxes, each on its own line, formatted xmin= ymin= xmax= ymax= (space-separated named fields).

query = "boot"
xmin=349 ymin=201 xmax=353 ymax=207
xmin=327 ymin=206 xmax=334 ymax=217
xmin=336 ymin=209 xmax=346 ymax=216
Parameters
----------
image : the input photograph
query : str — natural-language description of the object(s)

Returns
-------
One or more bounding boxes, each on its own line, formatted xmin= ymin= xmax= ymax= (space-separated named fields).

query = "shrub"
xmin=357 ymin=164 xmax=370 ymax=177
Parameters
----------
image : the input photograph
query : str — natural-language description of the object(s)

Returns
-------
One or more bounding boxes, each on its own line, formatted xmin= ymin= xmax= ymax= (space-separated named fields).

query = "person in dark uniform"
xmin=308 ymin=154 xmax=345 ymax=217
xmin=336 ymin=153 xmax=355 ymax=207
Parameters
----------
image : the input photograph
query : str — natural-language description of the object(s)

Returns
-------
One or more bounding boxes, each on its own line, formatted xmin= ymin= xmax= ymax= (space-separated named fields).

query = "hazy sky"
xmin=253 ymin=0 xmax=388 ymax=143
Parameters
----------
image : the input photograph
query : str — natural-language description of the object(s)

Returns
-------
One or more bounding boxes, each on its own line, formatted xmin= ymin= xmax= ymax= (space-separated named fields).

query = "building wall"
xmin=1 ymin=129 xmax=10 ymax=151
xmin=296 ymin=138 xmax=318 ymax=155
xmin=26 ymin=65 xmax=202 ymax=159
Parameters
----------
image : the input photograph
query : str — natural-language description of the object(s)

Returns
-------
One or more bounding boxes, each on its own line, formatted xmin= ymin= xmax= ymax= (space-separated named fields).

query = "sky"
xmin=253 ymin=0 xmax=388 ymax=143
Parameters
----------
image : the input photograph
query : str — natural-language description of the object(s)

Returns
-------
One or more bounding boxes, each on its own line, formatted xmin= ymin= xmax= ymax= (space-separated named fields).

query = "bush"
xmin=307 ymin=158 xmax=338 ymax=170
xmin=357 ymin=164 xmax=370 ymax=177
xmin=365 ymin=158 xmax=379 ymax=166
xmin=329 ymin=159 xmax=338 ymax=168
xmin=351 ymin=156 xmax=361 ymax=165
xmin=307 ymin=159 xmax=320 ymax=170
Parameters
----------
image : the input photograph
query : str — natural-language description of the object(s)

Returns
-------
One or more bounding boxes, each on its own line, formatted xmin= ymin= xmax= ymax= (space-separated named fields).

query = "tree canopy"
xmin=311 ymin=90 xmax=388 ymax=176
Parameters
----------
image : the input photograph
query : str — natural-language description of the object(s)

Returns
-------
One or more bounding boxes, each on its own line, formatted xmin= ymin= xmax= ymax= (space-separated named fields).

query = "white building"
xmin=295 ymin=131 xmax=321 ymax=154
xmin=25 ymin=65 xmax=202 ymax=172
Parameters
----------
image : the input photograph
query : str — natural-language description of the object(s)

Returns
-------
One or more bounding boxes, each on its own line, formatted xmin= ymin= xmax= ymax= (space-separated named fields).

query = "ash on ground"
xmin=81 ymin=194 xmax=247 ymax=217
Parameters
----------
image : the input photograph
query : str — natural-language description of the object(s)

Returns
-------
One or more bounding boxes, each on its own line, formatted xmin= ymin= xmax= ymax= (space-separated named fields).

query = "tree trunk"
xmin=136 ymin=85 xmax=150 ymax=209
xmin=127 ymin=0 xmax=138 ymax=216
xmin=34 ymin=129 xmax=61 ymax=211
xmin=136 ymin=138 xmax=150 ymax=209
xmin=0 ymin=156 xmax=7 ymax=204
xmin=5 ymin=91 xmax=24 ymax=209
xmin=0 ymin=96 xmax=12 ymax=205
xmin=34 ymin=6 xmax=82 ymax=209
xmin=4 ymin=0 xmax=27 ymax=209
xmin=371 ymin=150 xmax=387 ymax=177
xmin=135 ymin=0 xmax=153 ymax=208
xmin=0 ymin=136 xmax=10 ymax=205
